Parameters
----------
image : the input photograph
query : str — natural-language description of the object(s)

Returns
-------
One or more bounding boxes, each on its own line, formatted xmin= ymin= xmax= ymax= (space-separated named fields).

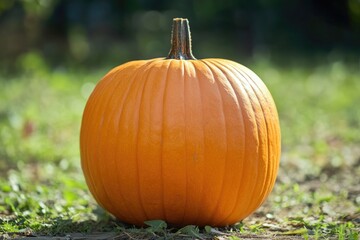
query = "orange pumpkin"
xmin=80 ymin=18 xmax=281 ymax=227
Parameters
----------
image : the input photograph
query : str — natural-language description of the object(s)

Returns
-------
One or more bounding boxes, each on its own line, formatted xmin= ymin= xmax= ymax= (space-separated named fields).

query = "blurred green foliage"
xmin=0 ymin=0 xmax=359 ymax=73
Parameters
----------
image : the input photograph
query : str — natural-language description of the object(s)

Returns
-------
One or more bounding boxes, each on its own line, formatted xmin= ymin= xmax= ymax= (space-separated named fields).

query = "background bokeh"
xmin=1 ymin=0 xmax=360 ymax=73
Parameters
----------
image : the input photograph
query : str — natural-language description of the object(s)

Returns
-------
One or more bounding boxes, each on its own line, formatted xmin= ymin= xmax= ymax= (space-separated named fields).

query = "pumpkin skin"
xmin=80 ymin=19 xmax=281 ymax=227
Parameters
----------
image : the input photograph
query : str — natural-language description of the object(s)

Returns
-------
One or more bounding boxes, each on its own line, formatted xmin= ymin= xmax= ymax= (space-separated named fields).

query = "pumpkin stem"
xmin=166 ymin=18 xmax=196 ymax=60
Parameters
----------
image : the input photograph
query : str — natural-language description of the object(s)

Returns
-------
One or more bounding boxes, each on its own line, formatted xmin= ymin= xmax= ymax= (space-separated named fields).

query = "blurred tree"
xmin=0 ymin=0 xmax=359 ymax=73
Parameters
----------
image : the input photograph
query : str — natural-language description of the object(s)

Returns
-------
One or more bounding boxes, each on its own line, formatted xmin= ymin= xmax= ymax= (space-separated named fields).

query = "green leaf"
xmin=228 ymin=236 xmax=241 ymax=240
xmin=177 ymin=225 xmax=203 ymax=239
xmin=281 ymin=228 xmax=308 ymax=235
xmin=204 ymin=225 xmax=212 ymax=233
xmin=1 ymin=184 xmax=12 ymax=192
xmin=144 ymin=219 xmax=167 ymax=233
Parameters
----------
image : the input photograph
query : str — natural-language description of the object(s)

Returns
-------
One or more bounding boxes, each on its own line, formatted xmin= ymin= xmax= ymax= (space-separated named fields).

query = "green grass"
xmin=0 ymin=54 xmax=359 ymax=239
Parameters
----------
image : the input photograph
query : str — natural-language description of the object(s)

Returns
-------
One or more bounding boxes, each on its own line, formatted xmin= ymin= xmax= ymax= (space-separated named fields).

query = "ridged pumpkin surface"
xmin=80 ymin=58 xmax=281 ymax=226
